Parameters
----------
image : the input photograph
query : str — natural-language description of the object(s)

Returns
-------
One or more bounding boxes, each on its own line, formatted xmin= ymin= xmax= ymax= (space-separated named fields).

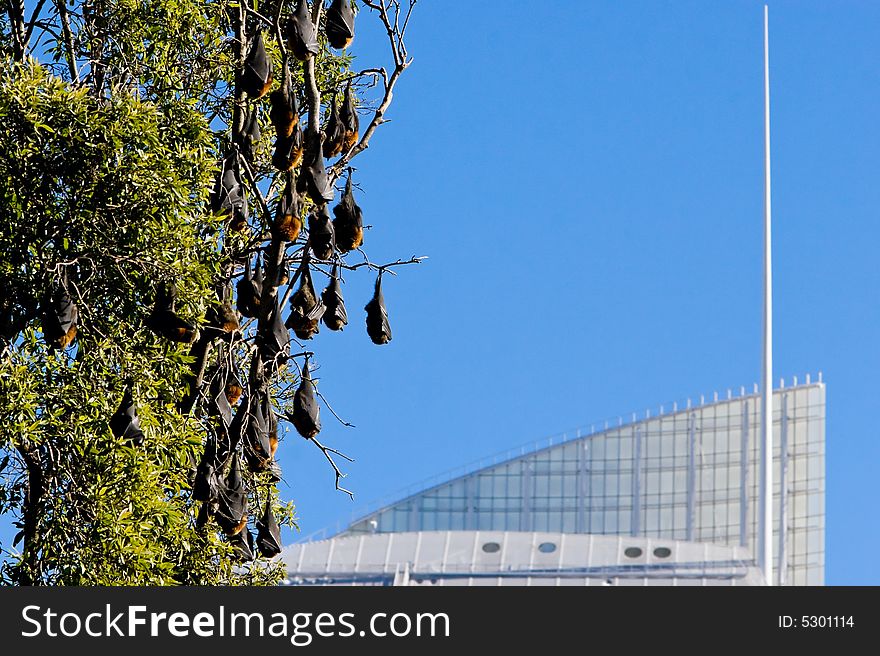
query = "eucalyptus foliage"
xmin=0 ymin=0 xmax=415 ymax=585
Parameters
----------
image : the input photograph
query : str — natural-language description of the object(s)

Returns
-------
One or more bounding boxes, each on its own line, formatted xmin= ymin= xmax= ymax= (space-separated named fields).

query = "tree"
xmin=0 ymin=0 xmax=418 ymax=585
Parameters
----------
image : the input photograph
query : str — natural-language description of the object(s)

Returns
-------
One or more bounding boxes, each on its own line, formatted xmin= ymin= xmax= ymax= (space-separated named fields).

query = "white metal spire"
xmin=759 ymin=4 xmax=774 ymax=587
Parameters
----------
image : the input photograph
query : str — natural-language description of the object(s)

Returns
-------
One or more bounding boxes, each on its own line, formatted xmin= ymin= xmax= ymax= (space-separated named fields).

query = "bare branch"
xmin=303 ymin=1 xmax=324 ymax=137
xmin=338 ymin=254 xmax=426 ymax=276
xmin=306 ymin=435 xmax=354 ymax=499
xmin=273 ymin=0 xmax=288 ymax=61
xmin=241 ymin=4 xmax=274 ymax=29
xmin=313 ymin=388 xmax=356 ymax=428
xmin=328 ymin=0 xmax=416 ymax=180
xmin=22 ymin=0 xmax=48 ymax=49
xmin=236 ymin=150 xmax=274 ymax=226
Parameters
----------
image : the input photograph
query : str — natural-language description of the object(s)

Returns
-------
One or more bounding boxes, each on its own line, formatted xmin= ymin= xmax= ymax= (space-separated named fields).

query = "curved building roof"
xmin=291 ymin=379 xmax=825 ymax=586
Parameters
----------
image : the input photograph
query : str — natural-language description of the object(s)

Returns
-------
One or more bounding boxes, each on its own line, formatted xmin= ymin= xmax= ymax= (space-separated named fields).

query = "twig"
xmin=313 ymin=388 xmax=356 ymax=428
xmin=241 ymin=4 xmax=274 ymax=29
xmin=236 ymin=150 xmax=274 ymax=226
xmin=306 ymin=435 xmax=354 ymax=499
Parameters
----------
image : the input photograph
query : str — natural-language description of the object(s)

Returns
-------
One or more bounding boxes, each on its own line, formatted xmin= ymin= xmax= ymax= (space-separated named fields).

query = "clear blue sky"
xmin=4 ymin=1 xmax=878 ymax=585
xmin=277 ymin=0 xmax=879 ymax=586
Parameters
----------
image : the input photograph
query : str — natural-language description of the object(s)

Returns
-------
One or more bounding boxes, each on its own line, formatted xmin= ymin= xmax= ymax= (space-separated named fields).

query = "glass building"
xmin=284 ymin=379 xmax=825 ymax=586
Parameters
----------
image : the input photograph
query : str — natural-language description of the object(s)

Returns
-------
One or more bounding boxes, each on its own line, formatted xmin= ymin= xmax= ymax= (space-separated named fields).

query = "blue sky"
xmin=3 ymin=1 xmax=877 ymax=585
xmin=277 ymin=0 xmax=878 ymax=585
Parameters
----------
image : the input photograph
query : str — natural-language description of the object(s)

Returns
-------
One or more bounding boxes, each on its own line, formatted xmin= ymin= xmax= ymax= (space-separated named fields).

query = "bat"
xmin=210 ymin=369 xmax=234 ymax=427
xmin=269 ymin=406 xmax=279 ymax=457
xmin=224 ymin=362 xmax=244 ymax=406
xmin=144 ymin=283 xmax=197 ymax=343
xmin=288 ymin=0 xmax=319 ymax=61
xmin=297 ymin=136 xmax=334 ymax=205
xmin=321 ymin=263 xmax=348 ymax=331
xmin=243 ymin=392 xmax=273 ymax=472
xmin=42 ymin=284 xmax=78 ymax=349
xmin=277 ymin=255 xmax=291 ymax=286
xmin=240 ymin=108 xmax=261 ymax=164
xmin=365 ymin=272 xmax=392 ymax=345
xmin=326 ymin=0 xmax=355 ymax=50
xmin=285 ymin=261 xmax=325 ymax=340
xmin=271 ymin=125 xmax=304 ymax=172
xmin=206 ymin=299 xmax=239 ymax=335
xmin=193 ymin=435 xmax=221 ymax=502
xmin=322 ymin=96 xmax=345 ymax=158
xmin=240 ymin=31 xmax=273 ymax=99
xmin=210 ymin=152 xmax=249 ymax=231
xmin=225 ymin=397 xmax=248 ymax=458
xmin=308 ymin=204 xmax=336 ymax=260
xmin=272 ymin=178 xmax=302 ymax=242
xmin=195 ymin=501 xmax=212 ymax=530
xmin=288 ymin=358 xmax=321 ymax=438
xmin=332 ymin=172 xmax=363 ymax=252
xmin=256 ymin=501 xmax=283 ymax=557
xmin=216 ymin=453 xmax=248 ymax=536
xmin=236 ymin=255 xmax=263 ymax=318
xmin=261 ymin=300 xmax=291 ymax=365
xmin=340 ymin=81 xmax=359 ymax=150
xmin=270 ymin=62 xmax=300 ymax=139
xmin=228 ymin=527 xmax=255 ymax=561
xmin=109 ymin=385 xmax=145 ymax=445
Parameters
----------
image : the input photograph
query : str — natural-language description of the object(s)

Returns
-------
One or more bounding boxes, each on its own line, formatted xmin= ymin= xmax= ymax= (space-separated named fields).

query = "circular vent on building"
xmin=653 ymin=547 xmax=672 ymax=558
xmin=537 ymin=542 xmax=557 ymax=554
xmin=482 ymin=542 xmax=501 ymax=553
xmin=623 ymin=547 xmax=643 ymax=558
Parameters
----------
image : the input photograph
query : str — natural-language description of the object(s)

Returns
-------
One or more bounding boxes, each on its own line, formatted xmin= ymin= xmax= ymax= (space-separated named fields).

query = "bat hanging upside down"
xmin=216 ymin=453 xmax=248 ymax=537
xmin=270 ymin=61 xmax=300 ymax=140
xmin=256 ymin=501 xmax=283 ymax=557
xmin=272 ymin=178 xmax=302 ymax=242
xmin=239 ymin=31 xmax=273 ymax=99
xmin=326 ymin=0 xmax=356 ymax=50
xmin=340 ymin=81 xmax=359 ymax=151
xmin=287 ymin=0 xmax=319 ymax=61
xmin=365 ymin=272 xmax=392 ymax=345
xmin=109 ymin=384 xmax=145 ymax=445
xmin=42 ymin=284 xmax=78 ymax=349
xmin=236 ymin=254 xmax=263 ymax=318
xmin=322 ymin=96 xmax=346 ymax=159
xmin=307 ymin=204 xmax=336 ymax=260
xmin=285 ymin=262 xmax=326 ymax=340
xmin=332 ymin=172 xmax=364 ymax=253
xmin=321 ymin=263 xmax=348 ymax=331
xmin=144 ymin=283 xmax=197 ymax=343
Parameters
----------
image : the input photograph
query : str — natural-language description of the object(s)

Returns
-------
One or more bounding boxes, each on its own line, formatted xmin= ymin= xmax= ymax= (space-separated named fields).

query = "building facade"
xmin=283 ymin=379 xmax=825 ymax=586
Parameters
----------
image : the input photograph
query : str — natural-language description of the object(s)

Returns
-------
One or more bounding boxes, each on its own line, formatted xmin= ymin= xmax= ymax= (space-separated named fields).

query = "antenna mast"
xmin=759 ymin=4 xmax=774 ymax=587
